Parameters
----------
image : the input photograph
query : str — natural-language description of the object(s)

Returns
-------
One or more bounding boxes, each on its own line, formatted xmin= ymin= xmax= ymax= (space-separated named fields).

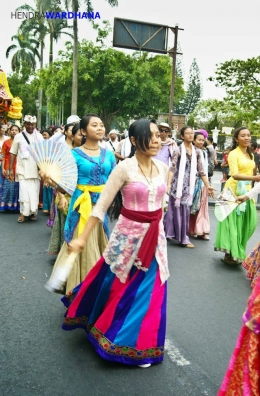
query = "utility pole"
xmin=168 ymin=25 xmax=183 ymax=129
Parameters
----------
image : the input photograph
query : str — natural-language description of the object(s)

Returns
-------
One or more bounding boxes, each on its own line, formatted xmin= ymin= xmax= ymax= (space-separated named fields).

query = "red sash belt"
xmin=120 ymin=206 xmax=162 ymax=269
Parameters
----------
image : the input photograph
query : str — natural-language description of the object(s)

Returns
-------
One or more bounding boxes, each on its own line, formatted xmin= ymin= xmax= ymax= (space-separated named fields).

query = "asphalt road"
xmin=1 ymin=197 xmax=260 ymax=396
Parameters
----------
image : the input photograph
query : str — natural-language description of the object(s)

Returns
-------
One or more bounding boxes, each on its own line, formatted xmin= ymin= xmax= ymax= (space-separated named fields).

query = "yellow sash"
xmin=73 ymin=184 xmax=105 ymax=236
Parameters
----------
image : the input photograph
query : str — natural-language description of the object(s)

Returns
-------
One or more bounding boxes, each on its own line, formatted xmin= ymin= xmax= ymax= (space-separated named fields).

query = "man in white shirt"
xmin=115 ymin=130 xmax=132 ymax=161
xmin=9 ymin=115 xmax=43 ymax=222
xmin=105 ymin=129 xmax=119 ymax=152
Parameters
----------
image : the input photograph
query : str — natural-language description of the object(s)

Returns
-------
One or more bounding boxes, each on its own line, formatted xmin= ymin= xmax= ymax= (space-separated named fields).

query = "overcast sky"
xmin=1 ymin=0 xmax=260 ymax=100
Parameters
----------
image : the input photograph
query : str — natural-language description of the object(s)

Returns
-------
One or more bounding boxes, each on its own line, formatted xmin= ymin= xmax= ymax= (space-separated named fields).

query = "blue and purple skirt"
xmin=0 ymin=177 xmax=19 ymax=211
xmin=62 ymin=256 xmax=167 ymax=366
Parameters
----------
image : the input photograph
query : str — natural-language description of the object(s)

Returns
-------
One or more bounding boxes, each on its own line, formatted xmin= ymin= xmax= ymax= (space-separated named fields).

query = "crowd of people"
xmin=1 ymin=113 xmax=260 ymax=392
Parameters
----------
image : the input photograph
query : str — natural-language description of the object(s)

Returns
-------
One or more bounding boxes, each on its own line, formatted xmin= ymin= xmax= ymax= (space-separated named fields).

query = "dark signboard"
xmin=113 ymin=18 xmax=168 ymax=54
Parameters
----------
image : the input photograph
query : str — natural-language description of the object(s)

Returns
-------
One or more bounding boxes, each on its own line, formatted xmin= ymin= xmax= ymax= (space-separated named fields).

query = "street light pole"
xmin=168 ymin=25 xmax=183 ymax=129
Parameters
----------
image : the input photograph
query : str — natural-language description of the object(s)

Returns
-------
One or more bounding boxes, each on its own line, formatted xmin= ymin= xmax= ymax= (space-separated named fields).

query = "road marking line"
xmin=165 ymin=339 xmax=191 ymax=366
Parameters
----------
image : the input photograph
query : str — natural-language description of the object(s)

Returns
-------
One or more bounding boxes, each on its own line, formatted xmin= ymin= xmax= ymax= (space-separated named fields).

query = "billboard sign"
xmin=113 ymin=18 xmax=168 ymax=54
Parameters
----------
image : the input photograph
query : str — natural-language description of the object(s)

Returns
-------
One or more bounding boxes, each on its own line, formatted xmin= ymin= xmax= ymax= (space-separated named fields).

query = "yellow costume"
xmin=224 ymin=147 xmax=255 ymax=193
xmin=214 ymin=147 xmax=257 ymax=262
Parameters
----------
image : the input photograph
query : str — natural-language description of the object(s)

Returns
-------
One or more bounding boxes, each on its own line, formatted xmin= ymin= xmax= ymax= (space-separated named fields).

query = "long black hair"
xmin=80 ymin=113 xmax=101 ymax=145
xmin=41 ymin=128 xmax=52 ymax=137
xmin=51 ymin=125 xmax=61 ymax=134
xmin=231 ymin=127 xmax=253 ymax=159
xmin=64 ymin=123 xmax=74 ymax=140
xmin=72 ymin=123 xmax=80 ymax=136
xmin=108 ymin=118 xmax=157 ymax=220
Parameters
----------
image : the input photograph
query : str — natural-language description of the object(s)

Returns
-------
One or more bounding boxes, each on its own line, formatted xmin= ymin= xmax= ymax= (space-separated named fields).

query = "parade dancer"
xmin=0 ymin=125 xmax=20 ymax=211
xmin=60 ymin=118 xmax=169 ymax=368
xmin=164 ymin=126 xmax=214 ymax=248
xmin=218 ymin=273 xmax=260 ymax=395
xmin=189 ymin=131 xmax=211 ymax=240
xmin=47 ymin=124 xmax=81 ymax=255
xmin=47 ymin=114 xmax=116 ymax=293
xmin=214 ymin=127 xmax=258 ymax=265
xmin=0 ymin=123 xmax=9 ymax=202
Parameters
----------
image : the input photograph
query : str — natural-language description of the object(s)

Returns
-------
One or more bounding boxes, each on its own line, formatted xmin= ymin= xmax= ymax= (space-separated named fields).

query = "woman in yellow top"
xmin=214 ymin=127 xmax=259 ymax=265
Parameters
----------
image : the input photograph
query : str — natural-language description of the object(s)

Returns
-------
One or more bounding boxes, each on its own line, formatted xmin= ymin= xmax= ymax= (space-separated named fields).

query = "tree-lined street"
xmin=1 ymin=185 xmax=259 ymax=395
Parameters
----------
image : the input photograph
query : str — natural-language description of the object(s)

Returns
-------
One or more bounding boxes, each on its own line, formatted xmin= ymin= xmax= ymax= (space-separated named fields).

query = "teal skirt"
xmin=214 ymin=199 xmax=257 ymax=262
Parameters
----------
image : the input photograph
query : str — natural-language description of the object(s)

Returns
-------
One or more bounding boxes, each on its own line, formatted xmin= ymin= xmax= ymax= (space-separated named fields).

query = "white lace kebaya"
xmin=91 ymin=156 xmax=170 ymax=284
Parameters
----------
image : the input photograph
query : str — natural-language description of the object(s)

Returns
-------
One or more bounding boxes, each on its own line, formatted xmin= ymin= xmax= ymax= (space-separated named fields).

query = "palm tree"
xmin=16 ymin=2 xmax=73 ymax=67
xmin=6 ymin=34 xmax=40 ymax=73
xmin=47 ymin=18 xmax=73 ymax=64
xmin=64 ymin=0 xmax=118 ymax=114
xmin=16 ymin=1 xmax=73 ymax=127
xmin=16 ymin=3 xmax=48 ymax=130
xmin=16 ymin=4 xmax=47 ymax=70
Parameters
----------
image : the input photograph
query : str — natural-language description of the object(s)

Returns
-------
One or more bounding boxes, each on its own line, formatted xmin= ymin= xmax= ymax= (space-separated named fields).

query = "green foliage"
xmin=209 ymin=56 xmax=260 ymax=115
xmin=38 ymin=40 xmax=185 ymax=130
xmin=92 ymin=20 xmax=112 ymax=47
xmin=15 ymin=1 xmax=73 ymax=66
xmin=6 ymin=33 xmax=40 ymax=74
xmin=176 ymin=58 xmax=202 ymax=115
xmin=7 ymin=67 xmax=40 ymax=116
xmin=188 ymin=98 xmax=260 ymax=138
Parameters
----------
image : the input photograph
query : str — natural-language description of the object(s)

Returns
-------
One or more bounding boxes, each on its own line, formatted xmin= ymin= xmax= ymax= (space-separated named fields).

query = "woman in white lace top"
xmin=61 ymin=118 xmax=169 ymax=368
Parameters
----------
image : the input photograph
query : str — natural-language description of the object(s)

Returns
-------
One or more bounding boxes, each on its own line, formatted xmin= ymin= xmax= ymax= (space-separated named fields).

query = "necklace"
xmin=138 ymin=162 xmax=154 ymax=191
xmin=83 ymin=145 xmax=100 ymax=151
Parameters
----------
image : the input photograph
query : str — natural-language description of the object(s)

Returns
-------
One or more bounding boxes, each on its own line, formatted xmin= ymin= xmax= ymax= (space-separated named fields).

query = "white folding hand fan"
xmin=214 ymin=187 xmax=238 ymax=222
xmin=28 ymin=140 xmax=78 ymax=195
xmin=45 ymin=252 xmax=78 ymax=292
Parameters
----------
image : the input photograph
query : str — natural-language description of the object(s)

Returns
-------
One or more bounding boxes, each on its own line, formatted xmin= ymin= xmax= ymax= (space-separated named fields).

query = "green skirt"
xmin=214 ymin=200 xmax=257 ymax=262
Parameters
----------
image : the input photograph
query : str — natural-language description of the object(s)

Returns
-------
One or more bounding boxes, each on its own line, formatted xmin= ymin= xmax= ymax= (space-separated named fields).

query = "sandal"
xmin=17 ymin=215 xmax=26 ymax=223
xmin=197 ymin=235 xmax=210 ymax=241
xmin=221 ymin=258 xmax=240 ymax=265
xmin=29 ymin=214 xmax=37 ymax=221
xmin=185 ymin=243 xmax=195 ymax=248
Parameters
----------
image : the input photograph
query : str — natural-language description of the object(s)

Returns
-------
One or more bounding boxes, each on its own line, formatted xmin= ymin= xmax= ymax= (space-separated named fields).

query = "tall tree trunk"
xmin=38 ymin=40 xmax=44 ymax=130
xmin=71 ymin=0 xmax=79 ymax=114
xmin=49 ymin=32 xmax=53 ymax=64
xmin=71 ymin=0 xmax=78 ymax=115
xmin=101 ymin=111 xmax=111 ymax=135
